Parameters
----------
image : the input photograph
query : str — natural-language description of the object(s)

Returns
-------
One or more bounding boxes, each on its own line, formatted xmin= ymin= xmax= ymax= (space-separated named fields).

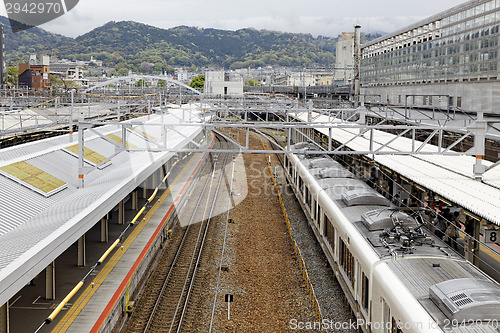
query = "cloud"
xmin=2 ymin=0 xmax=466 ymax=38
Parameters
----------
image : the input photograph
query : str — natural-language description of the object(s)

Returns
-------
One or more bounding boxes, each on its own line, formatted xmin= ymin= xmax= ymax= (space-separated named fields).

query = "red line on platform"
xmin=90 ymin=134 xmax=214 ymax=332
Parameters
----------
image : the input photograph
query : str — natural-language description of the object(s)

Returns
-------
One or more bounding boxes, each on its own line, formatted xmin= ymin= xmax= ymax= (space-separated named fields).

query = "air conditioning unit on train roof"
xmin=319 ymin=167 xmax=355 ymax=179
xmin=361 ymin=209 xmax=416 ymax=231
xmin=292 ymin=142 xmax=312 ymax=150
xmin=430 ymin=278 xmax=500 ymax=322
xmin=309 ymin=158 xmax=339 ymax=169
xmin=342 ymin=189 xmax=390 ymax=207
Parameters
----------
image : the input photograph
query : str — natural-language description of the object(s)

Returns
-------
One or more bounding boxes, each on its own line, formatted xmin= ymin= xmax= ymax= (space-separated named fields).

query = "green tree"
xmin=135 ymin=79 xmax=146 ymax=87
xmin=189 ymin=74 xmax=205 ymax=89
xmin=49 ymin=75 xmax=80 ymax=92
xmin=5 ymin=66 xmax=18 ymax=87
xmin=247 ymin=79 xmax=258 ymax=86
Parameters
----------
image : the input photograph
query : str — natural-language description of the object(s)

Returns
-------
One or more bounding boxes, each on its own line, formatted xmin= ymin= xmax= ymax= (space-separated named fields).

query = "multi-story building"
xmin=334 ymin=32 xmax=355 ymax=84
xmin=50 ymin=63 xmax=88 ymax=87
xmin=287 ymin=70 xmax=334 ymax=87
xmin=18 ymin=55 xmax=51 ymax=89
xmin=176 ymin=68 xmax=189 ymax=84
xmin=204 ymin=71 xmax=244 ymax=96
xmin=360 ymin=0 xmax=500 ymax=114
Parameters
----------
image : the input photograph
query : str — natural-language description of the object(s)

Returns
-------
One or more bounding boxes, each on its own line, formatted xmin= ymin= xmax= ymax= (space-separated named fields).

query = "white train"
xmin=284 ymin=143 xmax=500 ymax=333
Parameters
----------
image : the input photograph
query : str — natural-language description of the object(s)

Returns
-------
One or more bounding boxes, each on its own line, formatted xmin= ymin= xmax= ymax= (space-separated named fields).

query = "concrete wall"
xmin=334 ymin=33 xmax=355 ymax=84
xmin=361 ymin=80 xmax=500 ymax=114
xmin=205 ymin=71 xmax=244 ymax=96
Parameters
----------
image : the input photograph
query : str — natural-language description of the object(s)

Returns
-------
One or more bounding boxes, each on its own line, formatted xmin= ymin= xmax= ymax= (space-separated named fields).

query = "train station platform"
xmin=9 ymin=148 xmax=210 ymax=332
xmin=0 ymin=108 xmax=211 ymax=333
xmin=49 ymin=149 xmax=210 ymax=333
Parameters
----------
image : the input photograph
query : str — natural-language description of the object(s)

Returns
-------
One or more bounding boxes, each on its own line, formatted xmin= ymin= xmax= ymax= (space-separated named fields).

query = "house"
xmin=18 ymin=55 xmax=51 ymax=89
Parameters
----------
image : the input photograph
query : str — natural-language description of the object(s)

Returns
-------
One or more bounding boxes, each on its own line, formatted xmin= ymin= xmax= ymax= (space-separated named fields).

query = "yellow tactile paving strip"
xmin=51 ymin=155 xmax=197 ymax=332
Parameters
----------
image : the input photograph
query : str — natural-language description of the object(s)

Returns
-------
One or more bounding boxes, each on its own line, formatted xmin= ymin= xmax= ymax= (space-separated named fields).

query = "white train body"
xmin=285 ymin=145 xmax=500 ymax=333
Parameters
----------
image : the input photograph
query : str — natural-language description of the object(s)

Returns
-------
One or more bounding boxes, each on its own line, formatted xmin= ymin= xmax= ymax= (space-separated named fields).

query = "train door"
xmin=380 ymin=299 xmax=403 ymax=333
xmin=319 ymin=206 xmax=325 ymax=235
xmin=314 ymin=199 xmax=319 ymax=226
xmin=305 ymin=186 xmax=310 ymax=211
xmin=382 ymin=299 xmax=391 ymax=333
xmin=311 ymin=197 xmax=316 ymax=226
xmin=356 ymin=269 xmax=370 ymax=323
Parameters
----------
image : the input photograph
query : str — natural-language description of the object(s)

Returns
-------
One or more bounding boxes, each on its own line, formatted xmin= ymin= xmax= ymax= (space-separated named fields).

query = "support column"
xmin=471 ymin=219 xmax=481 ymax=267
xmin=45 ymin=261 xmax=55 ymax=300
xmin=132 ymin=191 xmax=138 ymax=210
xmin=78 ymin=234 xmax=86 ymax=267
xmin=118 ymin=200 xmax=125 ymax=225
xmin=101 ymin=217 xmax=108 ymax=243
xmin=354 ymin=25 xmax=361 ymax=108
xmin=472 ymin=112 xmax=487 ymax=180
xmin=0 ymin=301 xmax=8 ymax=333
xmin=143 ymin=181 xmax=148 ymax=199
xmin=152 ymin=171 xmax=158 ymax=189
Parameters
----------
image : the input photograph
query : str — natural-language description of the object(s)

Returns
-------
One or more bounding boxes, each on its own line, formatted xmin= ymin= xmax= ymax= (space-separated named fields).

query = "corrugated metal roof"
xmin=0 ymin=111 xmax=203 ymax=306
xmin=295 ymin=112 xmax=500 ymax=226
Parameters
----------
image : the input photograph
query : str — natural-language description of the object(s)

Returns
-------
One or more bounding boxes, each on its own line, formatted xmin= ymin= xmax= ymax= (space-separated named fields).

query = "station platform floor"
xmin=9 ymin=151 xmax=209 ymax=333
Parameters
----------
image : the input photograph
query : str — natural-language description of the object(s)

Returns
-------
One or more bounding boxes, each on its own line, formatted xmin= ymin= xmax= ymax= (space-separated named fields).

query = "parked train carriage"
xmin=284 ymin=144 xmax=500 ymax=333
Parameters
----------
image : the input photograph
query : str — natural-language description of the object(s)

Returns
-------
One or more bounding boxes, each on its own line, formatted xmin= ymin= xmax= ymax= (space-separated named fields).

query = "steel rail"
xmin=141 ymin=149 xmax=219 ymax=332
xmin=175 ymin=136 xmax=231 ymax=332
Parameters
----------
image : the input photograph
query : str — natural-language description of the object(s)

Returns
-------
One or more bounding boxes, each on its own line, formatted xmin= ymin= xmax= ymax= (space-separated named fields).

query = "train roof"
xmin=389 ymin=259 xmax=500 ymax=333
xmin=291 ymin=111 xmax=500 ymax=227
xmin=295 ymin=150 xmax=461 ymax=260
xmin=292 ymin=148 xmax=500 ymax=333
xmin=292 ymin=146 xmax=500 ymax=330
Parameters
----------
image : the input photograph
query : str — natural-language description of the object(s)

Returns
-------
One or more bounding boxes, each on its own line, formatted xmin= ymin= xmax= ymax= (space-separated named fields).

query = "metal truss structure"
xmin=0 ymin=84 xmax=497 ymax=181
xmin=0 ymin=77 xmax=202 ymax=138
xmin=72 ymin=94 xmax=500 ymax=185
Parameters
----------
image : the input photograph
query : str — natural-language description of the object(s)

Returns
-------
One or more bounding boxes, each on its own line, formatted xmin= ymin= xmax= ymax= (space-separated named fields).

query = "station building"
xmin=360 ymin=0 xmax=500 ymax=114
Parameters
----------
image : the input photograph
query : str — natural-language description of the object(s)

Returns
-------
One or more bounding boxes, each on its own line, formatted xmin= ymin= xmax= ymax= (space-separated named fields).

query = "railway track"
xmin=124 ymin=135 xmax=230 ymax=333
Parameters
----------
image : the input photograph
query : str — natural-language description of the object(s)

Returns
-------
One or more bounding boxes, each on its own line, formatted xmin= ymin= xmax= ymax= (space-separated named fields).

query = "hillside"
xmin=1 ymin=17 xmax=382 ymax=73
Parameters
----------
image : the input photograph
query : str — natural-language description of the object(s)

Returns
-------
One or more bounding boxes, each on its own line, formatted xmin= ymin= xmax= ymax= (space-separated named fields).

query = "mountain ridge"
xmin=1 ymin=17 xmax=382 ymax=73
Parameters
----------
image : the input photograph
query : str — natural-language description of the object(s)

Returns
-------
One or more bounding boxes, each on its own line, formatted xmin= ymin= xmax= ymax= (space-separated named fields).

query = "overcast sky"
xmin=2 ymin=0 xmax=468 ymax=38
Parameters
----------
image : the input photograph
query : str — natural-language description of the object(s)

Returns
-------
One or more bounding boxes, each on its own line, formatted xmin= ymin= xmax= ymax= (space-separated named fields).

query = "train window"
xmin=382 ymin=300 xmax=391 ymax=333
xmin=315 ymin=201 xmax=319 ymax=223
xmin=340 ymin=240 xmax=355 ymax=287
xmin=362 ymin=272 xmax=369 ymax=312
xmin=325 ymin=214 xmax=335 ymax=250
xmin=287 ymin=158 xmax=293 ymax=176
xmin=305 ymin=187 xmax=311 ymax=207
xmin=391 ymin=318 xmax=402 ymax=333
xmin=312 ymin=198 xmax=316 ymax=222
